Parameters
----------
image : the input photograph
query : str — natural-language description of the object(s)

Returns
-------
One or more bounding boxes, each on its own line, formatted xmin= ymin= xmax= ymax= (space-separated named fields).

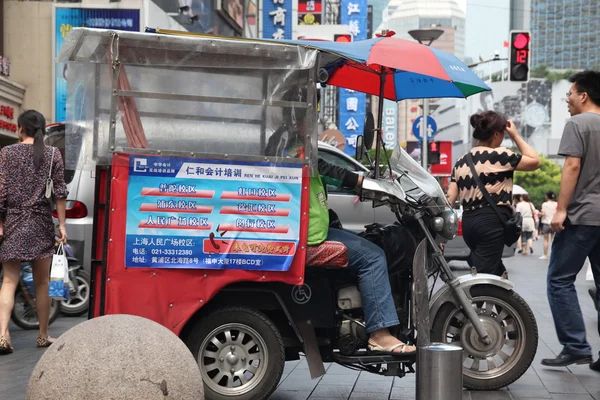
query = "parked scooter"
xmin=0 ymin=264 xmax=62 ymax=330
xmin=60 ymin=241 xmax=90 ymax=317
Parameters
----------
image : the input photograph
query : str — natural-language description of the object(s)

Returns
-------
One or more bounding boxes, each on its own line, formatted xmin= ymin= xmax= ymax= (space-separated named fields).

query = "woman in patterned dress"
xmin=0 ymin=110 xmax=68 ymax=354
xmin=446 ymin=111 xmax=540 ymax=276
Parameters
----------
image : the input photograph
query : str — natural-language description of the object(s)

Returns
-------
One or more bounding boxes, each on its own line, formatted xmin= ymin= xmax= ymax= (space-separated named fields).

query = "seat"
xmin=307 ymin=241 xmax=348 ymax=268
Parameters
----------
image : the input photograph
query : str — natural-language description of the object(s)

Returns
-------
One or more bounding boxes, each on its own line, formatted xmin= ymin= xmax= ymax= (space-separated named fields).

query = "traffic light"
xmin=509 ymin=31 xmax=530 ymax=82
xmin=428 ymin=141 xmax=440 ymax=164
xmin=334 ymin=34 xmax=352 ymax=42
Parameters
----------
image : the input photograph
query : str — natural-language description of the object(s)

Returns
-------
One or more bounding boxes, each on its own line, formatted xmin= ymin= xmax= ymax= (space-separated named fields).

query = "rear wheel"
xmin=431 ymin=285 xmax=538 ymax=390
xmin=186 ymin=306 xmax=285 ymax=400
xmin=11 ymin=291 xmax=61 ymax=330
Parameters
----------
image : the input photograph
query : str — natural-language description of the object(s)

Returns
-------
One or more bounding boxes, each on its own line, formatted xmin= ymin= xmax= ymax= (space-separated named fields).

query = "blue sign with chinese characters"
xmin=55 ymin=8 xmax=140 ymax=122
xmin=338 ymin=0 xmax=368 ymax=156
xmin=125 ymin=155 xmax=302 ymax=271
xmin=262 ymin=0 xmax=292 ymax=39
xmin=412 ymin=116 xmax=437 ymax=142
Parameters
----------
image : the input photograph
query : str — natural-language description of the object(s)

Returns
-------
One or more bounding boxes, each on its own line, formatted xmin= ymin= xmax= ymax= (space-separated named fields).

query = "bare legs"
xmin=32 ymin=257 xmax=52 ymax=340
xmin=0 ymin=261 xmax=21 ymax=345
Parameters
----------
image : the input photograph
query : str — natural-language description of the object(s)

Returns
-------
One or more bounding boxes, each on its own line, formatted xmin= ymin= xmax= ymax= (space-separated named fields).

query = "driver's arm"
xmin=318 ymin=158 xmax=363 ymax=191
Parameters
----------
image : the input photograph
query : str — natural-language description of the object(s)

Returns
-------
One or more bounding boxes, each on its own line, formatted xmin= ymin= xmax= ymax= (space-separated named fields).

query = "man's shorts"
xmin=521 ymin=231 xmax=533 ymax=241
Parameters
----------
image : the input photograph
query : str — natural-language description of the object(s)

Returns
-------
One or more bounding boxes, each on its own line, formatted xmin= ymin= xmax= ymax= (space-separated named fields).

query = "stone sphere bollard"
xmin=27 ymin=314 xmax=204 ymax=400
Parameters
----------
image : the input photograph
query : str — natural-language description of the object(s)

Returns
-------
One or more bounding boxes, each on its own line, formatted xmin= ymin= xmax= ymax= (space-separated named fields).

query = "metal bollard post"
xmin=416 ymin=343 xmax=463 ymax=400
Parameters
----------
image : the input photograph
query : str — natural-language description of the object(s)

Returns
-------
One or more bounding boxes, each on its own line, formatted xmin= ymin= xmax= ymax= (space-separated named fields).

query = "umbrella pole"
xmin=374 ymin=73 xmax=386 ymax=179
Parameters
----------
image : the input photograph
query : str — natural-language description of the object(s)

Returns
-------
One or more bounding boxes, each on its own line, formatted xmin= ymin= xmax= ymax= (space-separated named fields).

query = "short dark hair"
xmin=568 ymin=70 xmax=600 ymax=107
xmin=470 ymin=111 xmax=508 ymax=141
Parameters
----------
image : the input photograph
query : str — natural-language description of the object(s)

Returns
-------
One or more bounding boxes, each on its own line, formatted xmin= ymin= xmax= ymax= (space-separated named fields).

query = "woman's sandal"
xmin=367 ymin=340 xmax=416 ymax=356
xmin=36 ymin=336 xmax=56 ymax=348
xmin=0 ymin=337 xmax=14 ymax=355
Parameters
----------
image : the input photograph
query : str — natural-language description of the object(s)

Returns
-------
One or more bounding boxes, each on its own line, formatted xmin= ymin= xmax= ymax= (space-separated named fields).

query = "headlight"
xmin=437 ymin=209 xmax=458 ymax=240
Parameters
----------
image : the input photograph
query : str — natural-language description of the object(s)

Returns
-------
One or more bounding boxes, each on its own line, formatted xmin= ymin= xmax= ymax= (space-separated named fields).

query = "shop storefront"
xmin=0 ymin=73 xmax=25 ymax=147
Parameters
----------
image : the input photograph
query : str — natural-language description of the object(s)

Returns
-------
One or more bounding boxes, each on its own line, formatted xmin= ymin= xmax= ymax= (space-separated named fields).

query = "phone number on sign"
xmin=150 ymin=248 xmax=193 ymax=256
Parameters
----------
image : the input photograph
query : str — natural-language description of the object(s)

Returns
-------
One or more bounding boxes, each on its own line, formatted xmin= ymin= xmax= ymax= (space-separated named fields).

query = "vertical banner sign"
xmin=54 ymin=8 xmax=140 ymax=122
xmin=262 ymin=0 xmax=292 ymax=39
xmin=339 ymin=0 xmax=367 ymax=156
xmin=382 ymin=99 xmax=397 ymax=149
xmin=125 ymin=155 xmax=302 ymax=271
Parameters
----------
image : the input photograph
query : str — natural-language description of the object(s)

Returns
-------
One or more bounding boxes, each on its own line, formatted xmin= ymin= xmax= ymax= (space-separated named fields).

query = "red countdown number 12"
xmin=516 ymin=50 xmax=528 ymax=63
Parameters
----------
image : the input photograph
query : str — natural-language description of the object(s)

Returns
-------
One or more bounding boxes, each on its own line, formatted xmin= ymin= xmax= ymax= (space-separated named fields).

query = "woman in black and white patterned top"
xmin=446 ymin=111 xmax=541 ymax=276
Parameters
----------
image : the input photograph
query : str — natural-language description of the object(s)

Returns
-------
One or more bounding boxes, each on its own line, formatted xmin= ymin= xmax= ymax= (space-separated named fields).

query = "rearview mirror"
xmin=364 ymin=113 xmax=375 ymax=149
xmin=355 ymin=135 xmax=365 ymax=161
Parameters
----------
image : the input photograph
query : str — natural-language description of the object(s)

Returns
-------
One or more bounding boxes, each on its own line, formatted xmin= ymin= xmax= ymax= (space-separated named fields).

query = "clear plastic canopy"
xmin=57 ymin=28 xmax=322 ymax=171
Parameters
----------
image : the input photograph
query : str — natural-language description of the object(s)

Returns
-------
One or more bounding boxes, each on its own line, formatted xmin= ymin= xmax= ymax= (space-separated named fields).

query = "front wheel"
xmin=186 ymin=306 xmax=285 ymax=400
xmin=431 ymin=285 xmax=538 ymax=390
xmin=60 ymin=269 xmax=90 ymax=317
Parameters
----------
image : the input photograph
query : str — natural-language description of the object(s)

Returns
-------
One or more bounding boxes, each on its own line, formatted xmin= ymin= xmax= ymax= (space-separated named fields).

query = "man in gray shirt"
xmin=542 ymin=70 xmax=600 ymax=368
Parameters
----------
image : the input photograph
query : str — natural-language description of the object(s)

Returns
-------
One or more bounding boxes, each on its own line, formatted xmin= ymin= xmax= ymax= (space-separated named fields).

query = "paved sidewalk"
xmin=2 ymin=240 xmax=600 ymax=399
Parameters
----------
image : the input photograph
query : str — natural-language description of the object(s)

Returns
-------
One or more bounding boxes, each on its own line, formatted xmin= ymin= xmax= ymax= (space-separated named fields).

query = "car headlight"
xmin=436 ymin=209 xmax=458 ymax=240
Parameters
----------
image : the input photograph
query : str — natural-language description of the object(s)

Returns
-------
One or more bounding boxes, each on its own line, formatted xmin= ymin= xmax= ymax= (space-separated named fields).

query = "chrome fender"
xmin=428 ymin=273 xmax=515 ymax=327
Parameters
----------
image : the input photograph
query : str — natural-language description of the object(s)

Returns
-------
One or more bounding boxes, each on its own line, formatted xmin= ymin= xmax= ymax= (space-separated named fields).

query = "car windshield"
xmin=389 ymin=146 xmax=449 ymax=209
xmin=44 ymin=126 xmax=76 ymax=184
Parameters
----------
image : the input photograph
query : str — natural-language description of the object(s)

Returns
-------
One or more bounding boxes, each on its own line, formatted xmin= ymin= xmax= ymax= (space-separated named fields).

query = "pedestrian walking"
xmin=516 ymin=194 xmax=536 ymax=255
xmin=446 ymin=111 xmax=540 ymax=276
xmin=513 ymin=195 xmax=524 ymax=253
xmin=0 ymin=110 xmax=68 ymax=355
xmin=539 ymin=191 xmax=557 ymax=260
xmin=542 ymin=70 xmax=600 ymax=368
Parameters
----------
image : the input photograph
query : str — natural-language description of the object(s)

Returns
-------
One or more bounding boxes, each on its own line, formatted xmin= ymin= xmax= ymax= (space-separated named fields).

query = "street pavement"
xmin=2 ymin=239 xmax=600 ymax=399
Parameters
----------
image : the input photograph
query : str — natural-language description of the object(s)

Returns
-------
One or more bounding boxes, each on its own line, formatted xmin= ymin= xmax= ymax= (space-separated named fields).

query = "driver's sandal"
xmin=367 ymin=340 xmax=416 ymax=356
xmin=36 ymin=336 xmax=55 ymax=348
xmin=0 ymin=337 xmax=13 ymax=355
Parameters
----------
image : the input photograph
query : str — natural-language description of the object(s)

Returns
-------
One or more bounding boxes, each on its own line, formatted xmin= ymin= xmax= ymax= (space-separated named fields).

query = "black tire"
xmin=431 ymin=285 xmax=538 ymax=390
xmin=11 ymin=291 xmax=62 ymax=330
xmin=60 ymin=269 xmax=90 ymax=317
xmin=186 ymin=306 xmax=285 ymax=400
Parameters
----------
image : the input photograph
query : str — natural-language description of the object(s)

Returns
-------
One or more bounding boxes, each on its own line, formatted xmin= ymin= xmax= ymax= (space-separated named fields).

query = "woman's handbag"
xmin=45 ymin=147 xmax=55 ymax=209
xmin=49 ymin=243 xmax=70 ymax=300
xmin=466 ymin=153 xmax=523 ymax=246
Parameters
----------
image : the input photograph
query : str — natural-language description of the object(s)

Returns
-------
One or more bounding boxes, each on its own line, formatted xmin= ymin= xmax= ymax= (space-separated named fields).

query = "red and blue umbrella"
xmin=291 ymin=33 xmax=491 ymax=101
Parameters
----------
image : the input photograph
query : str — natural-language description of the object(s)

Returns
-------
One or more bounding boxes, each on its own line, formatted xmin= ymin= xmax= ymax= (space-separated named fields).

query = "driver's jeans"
xmin=326 ymin=228 xmax=400 ymax=334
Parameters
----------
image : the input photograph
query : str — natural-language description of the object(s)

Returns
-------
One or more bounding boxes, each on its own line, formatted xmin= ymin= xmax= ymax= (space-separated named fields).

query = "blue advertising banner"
xmin=125 ymin=155 xmax=302 ymax=271
xmin=262 ymin=0 xmax=292 ymax=39
xmin=338 ymin=0 xmax=368 ymax=155
xmin=54 ymin=8 xmax=140 ymax=122
xmin=382 ymin=99 xmax=398 ymax=149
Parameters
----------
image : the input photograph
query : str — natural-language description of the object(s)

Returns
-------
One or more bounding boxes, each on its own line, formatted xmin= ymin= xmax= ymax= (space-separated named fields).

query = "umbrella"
xmin=513 ymin=184 xmax=528 ymax=196
xmin=145 ymin=29 xmax=491 ymax=172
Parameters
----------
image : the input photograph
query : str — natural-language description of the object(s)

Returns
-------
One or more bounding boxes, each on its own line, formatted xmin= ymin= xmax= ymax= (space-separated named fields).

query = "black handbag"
xmin=466 ymin=153 xmax=522 ymax=246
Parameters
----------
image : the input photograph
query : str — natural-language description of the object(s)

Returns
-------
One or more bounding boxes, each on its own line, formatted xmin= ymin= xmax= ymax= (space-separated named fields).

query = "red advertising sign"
xmin=298 ymin=0 xmax=322 ymax=14
xmin=0 ymin=105 xmax=16 ymax=132
xmin=430 ymin=141 xmax=453 ymax=176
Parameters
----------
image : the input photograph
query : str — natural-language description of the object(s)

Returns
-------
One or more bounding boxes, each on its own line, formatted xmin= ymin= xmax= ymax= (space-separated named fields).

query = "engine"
xmin=337 ymin=286 xmax=368 ymax=355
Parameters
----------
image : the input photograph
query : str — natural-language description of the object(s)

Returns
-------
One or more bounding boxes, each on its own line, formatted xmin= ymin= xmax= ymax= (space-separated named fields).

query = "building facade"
xmin=531 ymin=0 xmax=600 ymax=69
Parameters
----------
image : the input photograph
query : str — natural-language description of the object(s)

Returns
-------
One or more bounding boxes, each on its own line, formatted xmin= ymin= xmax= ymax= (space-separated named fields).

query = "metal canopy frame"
xmin=59 ymin=28 xmax=320 ymax=166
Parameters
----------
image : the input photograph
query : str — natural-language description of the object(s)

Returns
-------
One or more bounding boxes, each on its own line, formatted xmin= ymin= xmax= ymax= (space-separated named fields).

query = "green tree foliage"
xmin=530 ymin=65 xmax=580 ymax=84
xmin=514 ymin=155 xmax=562 ymax=207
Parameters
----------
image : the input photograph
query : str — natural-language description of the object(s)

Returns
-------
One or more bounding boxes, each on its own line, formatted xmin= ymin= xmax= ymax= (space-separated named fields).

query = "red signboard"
xmin=298 ymin=0 xmax=322 ymax=13
xmin=0 ymin=105 xmax=16 ymax=132
xmin=430 ymin=141 xmax=453 ymax=176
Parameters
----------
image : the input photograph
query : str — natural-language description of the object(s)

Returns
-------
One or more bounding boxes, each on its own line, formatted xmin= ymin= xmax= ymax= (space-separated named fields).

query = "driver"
xmin=266 ymin=85 xmax=416 ymax=356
